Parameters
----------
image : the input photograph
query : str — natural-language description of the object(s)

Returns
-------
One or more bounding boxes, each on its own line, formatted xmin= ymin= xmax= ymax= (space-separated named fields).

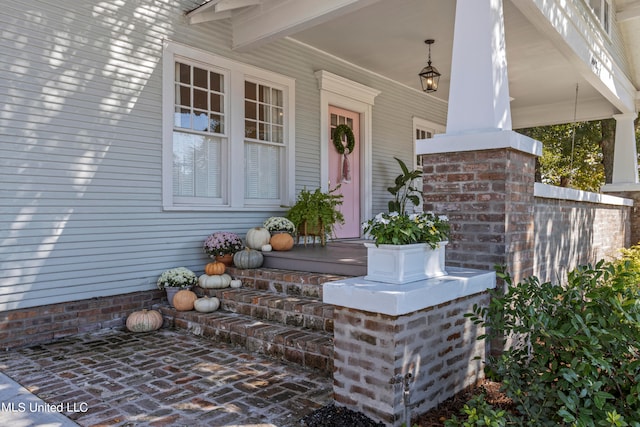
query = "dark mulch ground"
xmin=302 ymin=380 xmax=513 ymax=427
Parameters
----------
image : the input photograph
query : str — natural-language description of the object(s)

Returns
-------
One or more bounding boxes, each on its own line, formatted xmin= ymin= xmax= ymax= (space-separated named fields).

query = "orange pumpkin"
xmin=173 ymin=289 xmax=197 ymax=311
xmin=270 ymin=233 xmax=294 ymax=251
xmin=204 ymin=261 xmax=226 ymax=275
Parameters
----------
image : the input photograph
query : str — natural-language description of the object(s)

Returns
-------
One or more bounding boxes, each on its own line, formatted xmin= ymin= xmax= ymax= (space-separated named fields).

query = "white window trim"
xmin=413 ymin=117 xmax=445 ymax=156
xmin=413 ymin=117 xmax=445 ymax=213
xmin=315 ymin=70 xmax=380 ymax=225
xmin=162 ymin=40 xmax=295 ymax=211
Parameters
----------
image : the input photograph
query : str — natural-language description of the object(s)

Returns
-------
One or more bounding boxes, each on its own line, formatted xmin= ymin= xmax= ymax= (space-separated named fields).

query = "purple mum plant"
xmin=203 ymin=231 xmax=243 ymax=256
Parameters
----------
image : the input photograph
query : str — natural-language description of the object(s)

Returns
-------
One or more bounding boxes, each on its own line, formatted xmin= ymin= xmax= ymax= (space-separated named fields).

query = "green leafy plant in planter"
xmin=286 ymin=186 xmax=344 ymax=246
xmin=387 ymin=156 xmax=423 ymax=214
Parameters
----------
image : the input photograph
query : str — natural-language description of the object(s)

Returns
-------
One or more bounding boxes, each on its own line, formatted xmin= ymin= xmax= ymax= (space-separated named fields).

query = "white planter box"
xmin=364 ymin=241 xmax=447 ymax=284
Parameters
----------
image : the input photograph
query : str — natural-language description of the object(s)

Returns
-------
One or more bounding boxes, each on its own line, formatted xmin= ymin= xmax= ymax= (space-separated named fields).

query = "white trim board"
xmin=535 ymin=183 xmax=633 ymax=206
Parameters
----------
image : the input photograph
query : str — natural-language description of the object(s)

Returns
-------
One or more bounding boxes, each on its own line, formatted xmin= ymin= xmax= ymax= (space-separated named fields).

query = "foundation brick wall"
xmin=422 ymin=148 xmax=536 ymax=283
xmin=0 ymin=290 xmax=164 ymax=350
xmin=534 ymin=197 xmax=631 ymax=283
xmin=332 ymin=292 xmax=490 ymax=426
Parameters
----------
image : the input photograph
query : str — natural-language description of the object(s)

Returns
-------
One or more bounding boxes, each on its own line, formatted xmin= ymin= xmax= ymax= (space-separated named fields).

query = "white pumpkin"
xmin=261 ymin=244 xmax=272 ymax=252
xmin=230 ymin=279 xmax=242 ymax=288
xmin=246 ymin=227 xmax=271 ymax=249
xmin=198 ymin=273 xmax=232 ymax=289
xmin=194 ymin=296 xmax=220 ymax=313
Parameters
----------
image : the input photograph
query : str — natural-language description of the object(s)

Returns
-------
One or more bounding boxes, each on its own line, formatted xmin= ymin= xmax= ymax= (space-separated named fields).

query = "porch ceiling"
xmin=289 ymin=0 xmax=615 ymax=128
xmin=189 ymin=0 xmax=640 ymax=128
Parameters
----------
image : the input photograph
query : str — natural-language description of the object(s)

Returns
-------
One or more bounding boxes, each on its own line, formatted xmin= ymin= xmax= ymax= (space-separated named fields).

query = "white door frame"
xmin=315 ymin=70 xmax=380 ymax=231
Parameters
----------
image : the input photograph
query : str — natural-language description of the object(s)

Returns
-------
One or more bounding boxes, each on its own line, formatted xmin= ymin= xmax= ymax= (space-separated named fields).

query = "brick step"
xmin=158 ymin=306 xmax=333 ymax=375
xmin=224 ymin=266 xmax=350 ymax=300
xmin=193 ymin=287 xmax=334 ymax=334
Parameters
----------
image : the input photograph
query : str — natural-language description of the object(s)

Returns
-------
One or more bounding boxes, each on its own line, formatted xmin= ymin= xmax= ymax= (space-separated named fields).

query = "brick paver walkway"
xmin=0 ymin=329 xmax=333 ymax=426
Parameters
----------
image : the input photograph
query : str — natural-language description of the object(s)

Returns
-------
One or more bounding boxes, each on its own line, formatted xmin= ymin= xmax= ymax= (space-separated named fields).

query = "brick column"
xmin=602 ymin=189 xmax=639 ymax=246
xmin=324 ymin=272 xmax=494 ymax=427
xmin=421 ymin=146 xmax=537 ymax=284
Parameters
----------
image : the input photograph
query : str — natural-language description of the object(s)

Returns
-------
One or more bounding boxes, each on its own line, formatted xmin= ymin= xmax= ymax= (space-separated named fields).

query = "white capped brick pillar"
xmin=418 ymin=135 xmax=540 ymax=284
xmin=324 ymin=269 xmax=495 ymax=426
xmin=417 ymin=0 xmax=542 ymax=284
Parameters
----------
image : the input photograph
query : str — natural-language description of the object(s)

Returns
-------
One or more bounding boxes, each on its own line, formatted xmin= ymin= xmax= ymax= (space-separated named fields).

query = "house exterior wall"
xmin=0 ymin=1 xmax=446 ymax=311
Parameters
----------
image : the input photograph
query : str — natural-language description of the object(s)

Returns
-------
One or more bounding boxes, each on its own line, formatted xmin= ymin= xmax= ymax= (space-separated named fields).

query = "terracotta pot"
xmin=215 ymin=253 xmax=234 ymax=266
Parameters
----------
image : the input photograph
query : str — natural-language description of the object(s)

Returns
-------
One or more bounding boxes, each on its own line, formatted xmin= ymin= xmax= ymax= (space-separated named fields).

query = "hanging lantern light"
xmin=418 ymin=39 xmax=441 ymax=93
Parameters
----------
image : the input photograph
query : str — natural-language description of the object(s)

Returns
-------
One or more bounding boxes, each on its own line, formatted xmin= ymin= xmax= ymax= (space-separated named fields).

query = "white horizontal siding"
xmin=1 ymin=0 xmax=446 ymax=311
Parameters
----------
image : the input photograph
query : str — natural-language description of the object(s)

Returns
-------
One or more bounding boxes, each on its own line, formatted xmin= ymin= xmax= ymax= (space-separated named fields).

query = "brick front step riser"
xmin=159 ymin=307 xmax=334 ymax=376
xmin=194 ymin=288 xmax=334 ymax=334
xmin=225 ymin=267 xmax=349 ymax=299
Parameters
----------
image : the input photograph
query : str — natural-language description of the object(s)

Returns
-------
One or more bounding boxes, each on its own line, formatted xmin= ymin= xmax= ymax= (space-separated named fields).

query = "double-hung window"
xmin=162 ymin=41 xmax=295 ymax=210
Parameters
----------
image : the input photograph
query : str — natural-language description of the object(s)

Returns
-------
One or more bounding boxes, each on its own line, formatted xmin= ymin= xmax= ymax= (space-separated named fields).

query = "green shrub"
xmin=464 ymin=261 xmax=640 ymax=426
xmin=444 ymin=395 xmax=507 ymax=427
xmin=615 ymin=243 xmax=640 ymax=285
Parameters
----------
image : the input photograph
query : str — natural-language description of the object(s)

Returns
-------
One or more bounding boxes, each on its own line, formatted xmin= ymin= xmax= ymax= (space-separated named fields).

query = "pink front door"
xmin=329 ymin=106 xmax=360 ymax=239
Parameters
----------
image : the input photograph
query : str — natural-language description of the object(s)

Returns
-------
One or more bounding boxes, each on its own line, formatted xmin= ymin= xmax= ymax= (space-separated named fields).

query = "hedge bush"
xmin=454 ymin=260 xmax=640 ymax=426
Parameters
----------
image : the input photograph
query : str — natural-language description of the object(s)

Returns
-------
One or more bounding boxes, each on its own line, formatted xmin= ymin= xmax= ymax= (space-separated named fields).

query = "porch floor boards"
xmin=261 ymin=238 xmax=368 ymax=277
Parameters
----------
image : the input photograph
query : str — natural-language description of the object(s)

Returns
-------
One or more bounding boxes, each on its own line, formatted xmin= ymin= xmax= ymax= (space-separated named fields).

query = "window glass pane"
xmin=272 ymin=107 xmax=283 ymax=125
xmin=176 ymin=85 xmax=190 ymax=107
xmin=177 ymin=62 xmax=190 ymax=84
xmin=193 ymin=67 xmax=208 ymax=89
xmin=272 ymin=88 xmax=283 ymax=107
xmin=173 ymin=132 xmax=221 ymax=198
xmin=259 ymin=122 xmax=269 ymax=141
xmin=245 ymin=100 xmax=256 ymax=120
xmin=272 ymin=125 xmax=283 ymax=143
xmin=245 ymin=81 xmax=256 ymax=100
xmin=259 ymin=104 xmax=270 ymax=122
xmin=211 ymin=72 xmax=223 ymax=92
xmin=210 ymin=93 xmax=223 ymax=113
xmin=259 ymin=85 xmax=270 ymax=103
xmin=192 ymin=110 xmax=209 ymax=132
xmin=245 ymin=142 xmax=280 ymax=199
xmin=209 ymin=113 xmax=223 ymax=133
xmin=245 ymin=120 xmax=257 ymax=139
xmin=194 ymin=88 xmax=207 ymax=110
xmin=330 ymin=114 xmax=337 ymax=126
xmin=175 ymin=107 xmax=191 ymax=128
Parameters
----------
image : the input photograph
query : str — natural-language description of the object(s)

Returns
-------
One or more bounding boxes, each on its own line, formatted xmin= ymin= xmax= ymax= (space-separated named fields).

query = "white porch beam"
xmin=186 ymin=0 xmax=260 ymax=24
xmin=215 ymin=0 xmax=261 ymax=13
xmin=231 ymin=0 xmax=383 ymax=51
xmin=188 ymin=10 xmax=232 ymax=24
xmin=617 ymin=1 xmax=640 ymax=22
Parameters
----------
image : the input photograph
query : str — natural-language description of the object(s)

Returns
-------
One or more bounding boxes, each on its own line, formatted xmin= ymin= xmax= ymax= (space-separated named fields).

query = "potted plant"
xmin=286 ymin=187 xmax=344 ymax=246
xmin=156 ymin=267 xmax=198 ymax=307
xmin=360 ymin=157 xmax=450 ymax=284
xmin=387 ymin=156 xmax=423 ymax=214
xmin=263 ymin=216 xmax=296 ymax=234
xmin=202 ymin=231 xmax=244 ymax=265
